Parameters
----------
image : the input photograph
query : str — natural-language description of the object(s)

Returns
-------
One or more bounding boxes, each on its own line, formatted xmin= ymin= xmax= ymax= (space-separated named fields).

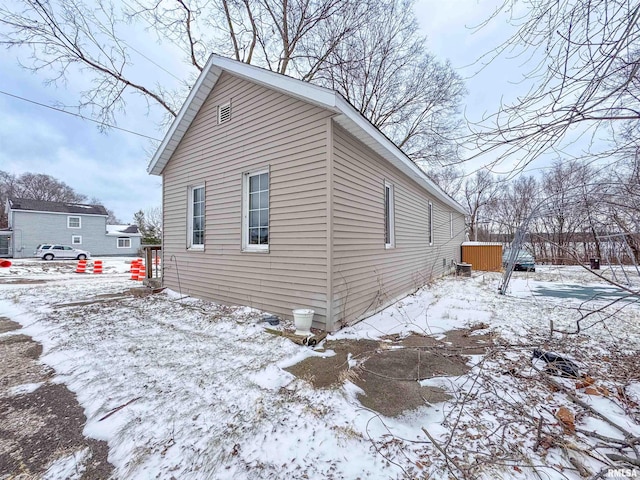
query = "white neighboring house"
xmin=2 ymin=198 xmax=142 ymax=258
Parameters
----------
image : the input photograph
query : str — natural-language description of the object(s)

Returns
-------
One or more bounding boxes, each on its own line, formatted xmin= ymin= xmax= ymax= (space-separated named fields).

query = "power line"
xmin=0 ymin=89 xmax=162 ymax=141
xmin=125 ymin=42 xmax=186 ymax=83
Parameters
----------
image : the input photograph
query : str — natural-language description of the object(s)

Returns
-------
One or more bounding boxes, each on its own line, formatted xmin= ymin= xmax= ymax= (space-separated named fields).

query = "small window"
xmin=218 ymin=102 xmax=231 ymax=124
xmin=68 ymin=216 xmax=81 ymax=228
xmin=53 ymin=246 xmax=64 ymax=250
xmin=188 ymin=185 xmax=205 ymax=249
xmin=450 ymin=212 xmax=454 ymax=239
xmin=117 ymin=237 xmax=131 ymax=248
xmin=428 ymin=202 xmax=433 ymax=246
xmin=384 ymin=182 xmax=395 ymax=248
xmin=72 ymin=235 xmax=82 ymax=245
xmin=243 ymin=169 xmax=269 ymax=252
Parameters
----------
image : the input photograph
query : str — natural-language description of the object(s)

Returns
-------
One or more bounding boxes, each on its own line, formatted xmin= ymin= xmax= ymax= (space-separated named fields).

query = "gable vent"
xmin=218 ymin=102 xmax=231 ymax=124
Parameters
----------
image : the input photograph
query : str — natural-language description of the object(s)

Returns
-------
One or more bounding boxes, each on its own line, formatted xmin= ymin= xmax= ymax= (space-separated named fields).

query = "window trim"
xmin=187 ymin=184 xmax=205 ymax=250
xmin=71 ymin=235 xmax=82 ymax=245
xmin=117 ymin=237 xmax=131 ymax=249
xmin=384 ymin=181 xmax=395 ymax=249
xmin=428 ymin=202 xmax=434 ymax=246
xmin=242 ymin=168 xmax=270 ymax=253
xmin=67 ymin=216 xmax=81 ymax=229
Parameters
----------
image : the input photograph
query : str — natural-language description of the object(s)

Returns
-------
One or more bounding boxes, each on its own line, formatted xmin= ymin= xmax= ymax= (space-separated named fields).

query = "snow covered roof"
xmin=9 ymin=198 xmax=108 ymax=216
xmin=147 ymin=54 xmax=467 ymax=215
xmin=106 ymin=224 xmax=141 ymax=236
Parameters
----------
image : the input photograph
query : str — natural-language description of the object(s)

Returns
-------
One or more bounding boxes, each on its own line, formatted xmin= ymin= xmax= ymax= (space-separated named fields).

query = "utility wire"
xmin=125 ymin=42 xmax=186 ymax=83
xmin=0 ymin=89 xmax=162 ymax=141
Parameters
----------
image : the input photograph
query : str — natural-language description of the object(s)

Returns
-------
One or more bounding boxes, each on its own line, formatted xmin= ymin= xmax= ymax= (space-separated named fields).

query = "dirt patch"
xmin=0 ymin=317 xmax=113 ymax=479
xmin=286 ymin=339 xmax=379 ymax=388
xmin=0 ymin=319 xmax=22 ymax=335
xmin=0 ymin=279 xmax=48 ymax=285
xmin=285 ymin=326 xmax=494 ymax=417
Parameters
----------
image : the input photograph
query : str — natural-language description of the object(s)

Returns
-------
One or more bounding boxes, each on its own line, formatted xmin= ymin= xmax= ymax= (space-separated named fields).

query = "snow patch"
xmin=8 ymin=382 xmax=44 ymax=396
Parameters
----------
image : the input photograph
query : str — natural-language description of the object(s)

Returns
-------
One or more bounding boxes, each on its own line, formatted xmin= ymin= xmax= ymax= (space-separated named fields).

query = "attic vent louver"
xmin=218 ymin=102 xmax=231 ymax=124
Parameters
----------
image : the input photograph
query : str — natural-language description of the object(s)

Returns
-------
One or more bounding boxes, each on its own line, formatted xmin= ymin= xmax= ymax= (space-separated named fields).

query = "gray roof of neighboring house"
xmin=106 ymin=224 xmax=141 ymax=236
xmin=147 ymin=54 xmax=467 ymax=215
xmin=8 ymin=198 xmax=109 ymax=216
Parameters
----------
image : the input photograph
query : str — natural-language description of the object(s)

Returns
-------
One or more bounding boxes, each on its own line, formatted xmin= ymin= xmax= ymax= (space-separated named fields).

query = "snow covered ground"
xmin=1 ymin=259 xmax=639 ymax=479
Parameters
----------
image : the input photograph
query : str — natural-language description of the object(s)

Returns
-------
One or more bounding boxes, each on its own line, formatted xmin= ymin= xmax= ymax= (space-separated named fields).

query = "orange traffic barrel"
xmin=93 ymin=260 xmax=103 ymax=274
xmin=130 ymin=261 xmax=140 ymax=281
xmin=76 ymin=259 xmax=87 ymax=273
xmin=138 ymin=264 xmax=146 ymax=281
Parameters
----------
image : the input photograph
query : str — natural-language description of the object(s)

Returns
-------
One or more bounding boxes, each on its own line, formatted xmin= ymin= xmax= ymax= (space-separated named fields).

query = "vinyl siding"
xmin=331 ymin=124 xmax=465 ymax=327
xmin=162 ymin=72 xmax=332 ymax=327
xmin=8 ymin=211 xmax=139 ymax=258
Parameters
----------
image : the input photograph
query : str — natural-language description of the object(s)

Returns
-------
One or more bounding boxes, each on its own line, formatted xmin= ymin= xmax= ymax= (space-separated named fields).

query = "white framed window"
xmin=117 ymin=237 xmax=131 ymax=248
xmin=71 ymin=235 xmax=82 ymax=245
xmin=68 ymin=216 xmax=81 ymax=228
xmin=242 ymin=169 xmax=269 ymax=252
xmin=384 ymin=181 xmax=395 ymax=248
xmin=450 ymin=212 xmax=454 ymax=239
xmin=218 ymin=102 xmax=231 ymax=124
xmin=428 ymin=202 xmax=434 ymax=246
xmin=188 ymin=185 xmax=205 ymax=249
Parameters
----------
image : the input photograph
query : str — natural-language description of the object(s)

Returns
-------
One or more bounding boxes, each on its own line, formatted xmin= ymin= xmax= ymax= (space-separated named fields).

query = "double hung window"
xmin=188 ymin=185 xmax=205 ymax=249
xmin=243 ymin=170 xmax=269 ymax=251
xmin=428 ymin=202 xmax=433 ymax=246
xmin=68 ymin=216 xmax=81 ymax=228
xmin=384 ymin=182 xmax=395 ymax=248
xmin=117 ymin=237 xmax=131 ymax=248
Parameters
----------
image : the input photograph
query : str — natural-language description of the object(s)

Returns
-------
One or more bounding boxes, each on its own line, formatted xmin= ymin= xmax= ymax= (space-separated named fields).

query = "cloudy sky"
xmin=0 ymin=0 xmax=520 ymax=223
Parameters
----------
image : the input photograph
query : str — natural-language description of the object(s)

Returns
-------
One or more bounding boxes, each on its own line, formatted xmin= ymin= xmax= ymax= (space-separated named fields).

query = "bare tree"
xmin=0 ymin=171 xmax=88 ymax=227
xmin=463 ymin=170 xmax=499 ymax=242
xmin=606 ymin=153 xmax=640 ymax=263
xmin=0 ymin=172 xmax=18 ymax=228
xmin=426 ymin=165 xmax=464 ymax=198
xmin=0 ymin=172 xmax=120 ymax=227
xmin=14 ymin=173 xmax=86 ymax=203
xmin=537 ymin=161 xmax=594 ymax=263
xmin=313 ymin=0 xmax=465 ymax=165
xmin=482 ymin=174 xmax=539 ymax=246
xmin=0 ymin=0 xmax=182 ymax=126
xmin=469 ymin=0 xmax=640 ymax=171
xmin=133 ymin=206 xmax=162 ymax=244
xmin=1 ymin=0 xmax=465 ymax=164
xmin=89 ymin=196 xmax=120 ymax=224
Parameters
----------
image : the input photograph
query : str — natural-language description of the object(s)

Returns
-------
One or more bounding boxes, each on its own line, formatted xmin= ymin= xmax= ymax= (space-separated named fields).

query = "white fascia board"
xmin=334 ymin=96 xmax=467 ymax=215
xmin=209 ymin=55 xmax=339 ymax=110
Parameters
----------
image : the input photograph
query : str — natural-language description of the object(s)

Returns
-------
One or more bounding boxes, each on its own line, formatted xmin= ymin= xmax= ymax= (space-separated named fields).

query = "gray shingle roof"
xmin=8 ymin=198 xmax=109 ymax=216
xmin=120 ymin=225 xmax=140 ymax=234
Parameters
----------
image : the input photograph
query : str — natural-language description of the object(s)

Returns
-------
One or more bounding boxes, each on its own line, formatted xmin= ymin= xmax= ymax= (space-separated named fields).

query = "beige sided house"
xmin=148 ymin=54 xmax=467 ymax=331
